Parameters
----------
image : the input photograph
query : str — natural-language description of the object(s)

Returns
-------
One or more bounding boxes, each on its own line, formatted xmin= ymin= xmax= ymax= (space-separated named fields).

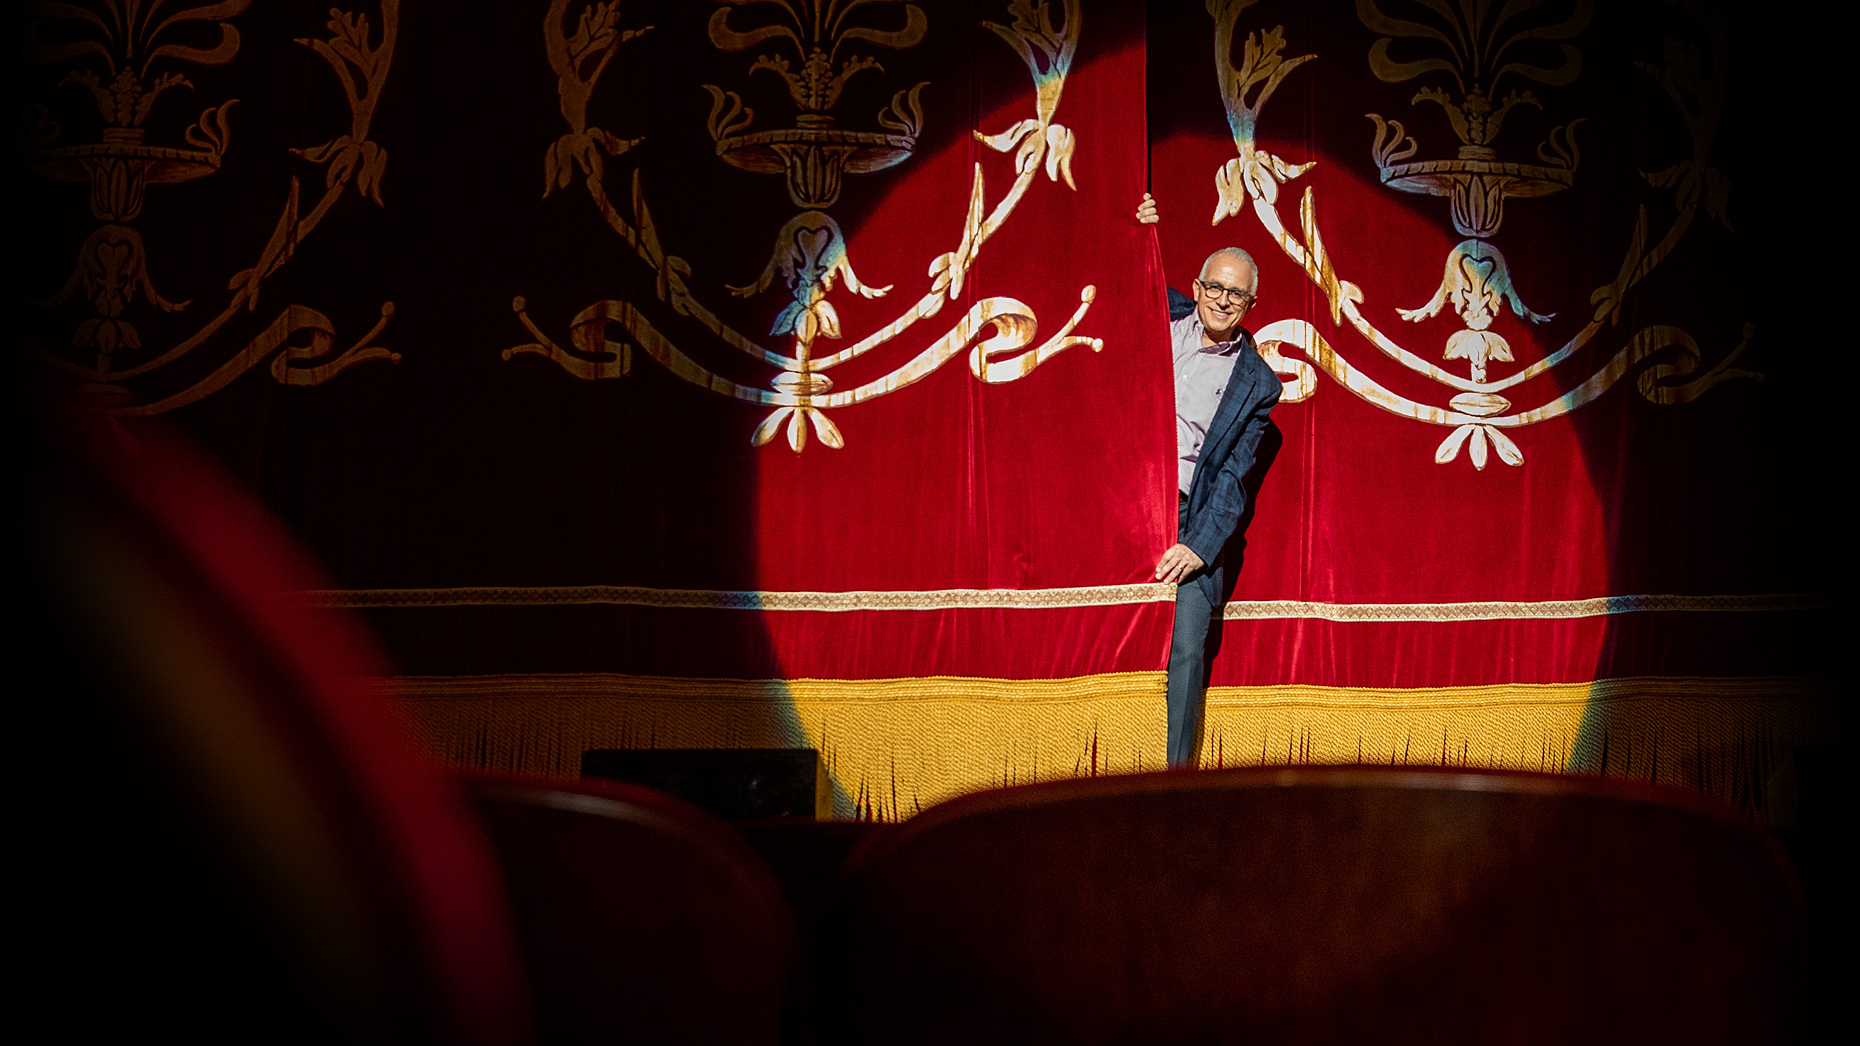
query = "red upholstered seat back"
xmin=817 ymin=767 xmax=1805 ymax=1045
xmin=23 ymin=423 xmax=528 ymax=1043
xmin=461 ymin=776 xmax=796 ymax=1045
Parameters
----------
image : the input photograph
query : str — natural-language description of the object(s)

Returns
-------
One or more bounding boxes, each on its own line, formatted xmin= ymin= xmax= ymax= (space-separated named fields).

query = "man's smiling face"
xmin=1193 ymin=255 xmax=1258 ymax=344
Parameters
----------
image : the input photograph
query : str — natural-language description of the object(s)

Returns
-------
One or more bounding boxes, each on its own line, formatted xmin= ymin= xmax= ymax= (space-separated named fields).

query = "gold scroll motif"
xmin=510 ymin=0 xmax=1103 ymax=451
xmin=1208 ymin=0 xmax=1757 ymax=469
xmin=23 ymin=2 xmax=401 ymax=419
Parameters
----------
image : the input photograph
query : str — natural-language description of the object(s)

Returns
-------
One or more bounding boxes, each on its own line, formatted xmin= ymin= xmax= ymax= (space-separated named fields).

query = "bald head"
xmin=1199 ymin=247 xmax=1259 ymax=292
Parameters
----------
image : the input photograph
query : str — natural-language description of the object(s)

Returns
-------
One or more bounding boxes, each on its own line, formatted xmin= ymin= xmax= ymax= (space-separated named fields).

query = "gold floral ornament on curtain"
xmin=510 ymin=0 xmax=1104 ymax=451
xmin=1207 ymin=0 xmax=1758 ymax=470
xmin=22 ymin=0 xmax=402 ymax=421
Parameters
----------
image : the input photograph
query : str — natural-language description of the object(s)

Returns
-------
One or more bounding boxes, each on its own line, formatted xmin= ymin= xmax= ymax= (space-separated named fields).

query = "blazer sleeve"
xmin=1180 ymin=358 xmax=1281 ymax=566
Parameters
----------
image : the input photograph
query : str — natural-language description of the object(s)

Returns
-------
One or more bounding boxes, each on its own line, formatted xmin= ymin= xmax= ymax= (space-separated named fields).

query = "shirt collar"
xmin=1188 ymin=316 xmax=1245 ymax=356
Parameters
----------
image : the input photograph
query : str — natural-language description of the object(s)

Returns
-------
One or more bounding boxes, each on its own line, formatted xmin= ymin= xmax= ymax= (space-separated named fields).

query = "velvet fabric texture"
xmin=15 ymin=2 xmax=1832 ymax=804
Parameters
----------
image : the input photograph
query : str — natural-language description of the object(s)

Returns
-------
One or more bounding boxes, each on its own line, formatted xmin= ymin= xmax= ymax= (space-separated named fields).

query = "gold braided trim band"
xmin=1217 ymin=592 xmax=1830 ymax=621
xmin=299 ymin=585 xmax=1825 ymax=618
xmin=298 ymin=582 xmax=1178 ymax=611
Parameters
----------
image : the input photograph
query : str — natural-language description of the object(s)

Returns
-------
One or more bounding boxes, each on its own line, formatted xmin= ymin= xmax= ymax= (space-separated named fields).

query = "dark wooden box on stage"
xmin=581 ymin=748 xmax=831 ymax=821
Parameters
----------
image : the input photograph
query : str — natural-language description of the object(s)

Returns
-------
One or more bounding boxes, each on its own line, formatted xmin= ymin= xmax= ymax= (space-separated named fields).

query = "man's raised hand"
xmin=1136 ymin=192 xmax=1159 ymax=225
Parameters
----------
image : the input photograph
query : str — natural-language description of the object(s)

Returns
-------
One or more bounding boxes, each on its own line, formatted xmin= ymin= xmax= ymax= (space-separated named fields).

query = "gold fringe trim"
xmin=1202 ymin=678 xmax=1832 ymax=785
xmin=378 ymin=673 xmax=1834 ymax=821
xmin=382 ymin=673 xmax=1166 ymax=818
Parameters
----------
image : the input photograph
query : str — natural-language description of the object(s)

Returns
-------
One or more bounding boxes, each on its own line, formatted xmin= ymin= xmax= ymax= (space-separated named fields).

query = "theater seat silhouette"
xmin=460 ymin=775 xmax=796 ymax=1045
xmin=816 ymin=767 xmax=1805 ymax=1046
xmin=22 ymin=423 xmax=528 ymax=1043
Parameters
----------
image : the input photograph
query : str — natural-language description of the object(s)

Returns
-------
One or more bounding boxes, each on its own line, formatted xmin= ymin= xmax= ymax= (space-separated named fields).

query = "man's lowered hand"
xmin=1154 ymin=542 xmax=1205 ymax=583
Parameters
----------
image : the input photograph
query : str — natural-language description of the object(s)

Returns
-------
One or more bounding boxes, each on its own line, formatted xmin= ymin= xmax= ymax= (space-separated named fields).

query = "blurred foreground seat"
xmin=22 ymin=422 xmax=528 ymax=1043
xmin=461 ymin=776 xmax=796 ymax=1045
xmin=816 ymin=767 xmax=1805 ymax=1045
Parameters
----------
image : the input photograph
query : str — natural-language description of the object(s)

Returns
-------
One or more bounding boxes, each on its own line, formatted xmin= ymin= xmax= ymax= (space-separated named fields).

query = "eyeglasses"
xmin=1196 ymin=280 xmax=1255 ymax=307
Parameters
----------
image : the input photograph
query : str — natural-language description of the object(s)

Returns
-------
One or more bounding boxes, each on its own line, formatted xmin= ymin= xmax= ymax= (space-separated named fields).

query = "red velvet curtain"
xmin=1147 ymin=1 xmax=1825 ymax=692
xmin=15 ymin=1 xmax=1833 ymax=807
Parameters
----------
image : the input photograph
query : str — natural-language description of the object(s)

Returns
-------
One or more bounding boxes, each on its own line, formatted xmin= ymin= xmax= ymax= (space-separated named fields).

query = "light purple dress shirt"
xmin=1172 ymin=314 xmax=1242 ymax=496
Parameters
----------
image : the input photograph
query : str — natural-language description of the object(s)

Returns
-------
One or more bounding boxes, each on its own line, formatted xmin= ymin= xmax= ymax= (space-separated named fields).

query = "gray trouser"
xmin=1166 ymin=561 xmax=1218 ymax=770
